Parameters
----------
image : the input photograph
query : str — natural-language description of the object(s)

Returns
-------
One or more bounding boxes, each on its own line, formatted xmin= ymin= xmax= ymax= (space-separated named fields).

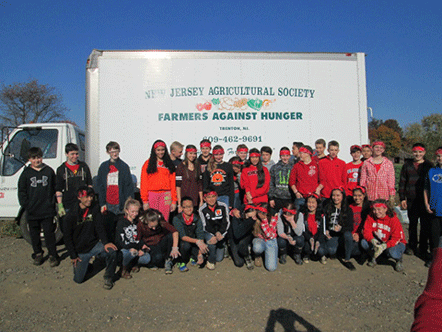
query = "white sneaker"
xmin=206 ymin=262 xmax=215 ymax=270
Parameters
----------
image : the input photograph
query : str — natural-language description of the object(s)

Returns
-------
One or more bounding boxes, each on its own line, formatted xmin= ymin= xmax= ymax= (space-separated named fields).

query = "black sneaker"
xmin=367 ymin=258 xmax=377 ymax=267
xmin=294 ymin=254 xmax=303 ymax=265
xmin=33 ymin=253 xmax=44 ymax=266
xmin=49 ymin=256 xmax=60 ymax=267
xmin=103 ymin=278 xmax=114 ymax=290
xmin=279 ymin=254 xmax=287 ymax=265
xmin=343 ymin=260 xmax=356 ymax=271
xmin=425 ymin=260 xmax=432 ymax=268
xmin=394 ymin=259 xmax=404 ymax=272
xmin=404 ymin=247 xmax=414 ymax=256
xmin=244 ymin=255 xmax=254 ymax=270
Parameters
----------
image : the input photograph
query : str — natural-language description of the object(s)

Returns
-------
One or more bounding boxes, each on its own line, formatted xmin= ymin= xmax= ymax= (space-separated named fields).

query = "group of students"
xmin=17 ymin=137 xmax=442 ymax=290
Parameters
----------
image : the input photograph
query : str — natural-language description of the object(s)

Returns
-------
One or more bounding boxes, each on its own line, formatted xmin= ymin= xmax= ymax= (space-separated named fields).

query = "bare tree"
xmin=0 ymin=79 xmax=68 ymax=127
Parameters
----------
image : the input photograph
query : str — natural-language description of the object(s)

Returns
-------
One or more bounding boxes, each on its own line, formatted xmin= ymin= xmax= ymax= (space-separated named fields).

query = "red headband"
xmin=334 ymin=186 xmax=345 ymax=193
xmin=307 ymin=192 xmax=320 ymax=199
xmin=255 ymin=206 xmax=268 ymax=214
xmin=154 ymin=141 xmax=166 ymax=149
xmin=231 ymin=160 xmax=243 ymax=165
xmin=245 ymin=204 xmax=257 ymax=211
xmin=283 ymin=207 xmax=297 ymax=215
xmin=237 ymin=148 xmax=248 ymax=152
xmin=78 ymin=190 xmax=88 ymax=198
xmin=204 ymin=191 xmax=217 ymax=197
xmin=213 ymin=148 xmax=224 ymax=155
xmin=354 ymin=186 xmax=366 ymax=194
xmin=186 ymin=148 xmax=197 ymax=153
xmin=249 ymin=152 xmax=261 ymax=157
xmin=437 ymin=149 xmax=442 ymax=155
xmin=412 ymin=146 xmax=425 ymax=152
xmin=350 ymin=145 xmax=362 ymax=151
xmin=362 ymin=144 xmax=372 ymax=150
xmin=200 ymin=142 xmax=211 ymax=148
xmin=373 ymin=203 xmax=387 ymax=209
xmin=299 ymin=147 xmax=312 ymax=155
xmin=280 ymin=150 xmax=291 ymax=156
xmin=372 ymin=141 xmax=385 ymax=148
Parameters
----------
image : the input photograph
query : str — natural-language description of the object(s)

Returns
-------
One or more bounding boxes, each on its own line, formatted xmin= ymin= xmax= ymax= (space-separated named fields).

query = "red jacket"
xmin=240 ymin=165 xmax=270 ymax=204
xmin=319 ymin=156 xmax=346 ymax=198
xmin=288 ymin=160 xmax=320 ymax=198
xmin=363 ymin=214 xmax=406 ymax=248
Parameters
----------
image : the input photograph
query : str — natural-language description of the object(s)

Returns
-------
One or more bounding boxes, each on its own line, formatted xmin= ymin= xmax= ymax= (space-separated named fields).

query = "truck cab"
xmin=0 ymin=123 xmax=85 ymax=220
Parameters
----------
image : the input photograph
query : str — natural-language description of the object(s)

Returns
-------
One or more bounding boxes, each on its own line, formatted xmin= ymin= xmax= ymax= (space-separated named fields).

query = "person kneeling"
xmin=63 ymin=186 xmax=118 ymax=290
xmin=173 ymin=197 xmax=208 ymax=271
xmin=361 ymin=199 xmax=407 ymax=272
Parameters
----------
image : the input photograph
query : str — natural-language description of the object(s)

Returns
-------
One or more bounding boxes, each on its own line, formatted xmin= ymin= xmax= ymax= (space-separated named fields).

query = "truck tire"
xmin=19 ymin=211 xmax=63 ymax=247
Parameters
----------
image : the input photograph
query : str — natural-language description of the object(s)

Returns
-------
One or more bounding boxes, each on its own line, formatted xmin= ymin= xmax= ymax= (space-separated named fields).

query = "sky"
xmin=0 ymin=0 xmax=441 ymax=131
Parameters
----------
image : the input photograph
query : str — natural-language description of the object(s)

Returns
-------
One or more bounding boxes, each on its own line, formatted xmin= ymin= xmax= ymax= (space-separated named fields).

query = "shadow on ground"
xmin=265 ymin=308 xmax=322 ymax=332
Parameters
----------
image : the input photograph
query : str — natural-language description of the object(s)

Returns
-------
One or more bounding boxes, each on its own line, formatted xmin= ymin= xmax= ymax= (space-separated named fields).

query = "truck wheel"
xmin=19 ymin=212 xmax=63 ymax=246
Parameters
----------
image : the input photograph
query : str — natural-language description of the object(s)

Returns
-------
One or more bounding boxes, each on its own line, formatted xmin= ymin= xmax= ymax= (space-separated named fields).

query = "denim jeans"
xmin=179 ymin=241 xmax=200 ymax=264
xmin=361 ymin=239 xmax=405 ymax=260
xmin=294 ymin=197 xmax=306 ymax=211
xmin=121 ymin=249 xmax=151 ymax=267
xmin=73 ymin=241 xmax=117 ymax=284
xmin=217 ymin=195 xmax=230 ymax=208
xmin=252 ymin=238 xmax=278 ymax=272
xmin=149 ymin=233 xmax=173 ymax=267
xmin=205 ymin=231 xmax=225 ymax=264
xmin=233 ymin=192 xmax=242 ymax=210
xmin=325 ymin=231 xmax=353 ymax=260
xmin=277 ymin=235 xmax=305 ymax=255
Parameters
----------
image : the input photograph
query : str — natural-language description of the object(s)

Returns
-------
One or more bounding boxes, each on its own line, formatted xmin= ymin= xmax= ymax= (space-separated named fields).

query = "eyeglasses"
xmin=182 ymin=205 xmax=193 ymax=209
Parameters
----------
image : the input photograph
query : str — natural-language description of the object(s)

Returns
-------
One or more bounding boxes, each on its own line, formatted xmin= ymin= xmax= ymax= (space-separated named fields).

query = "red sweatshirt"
xmin=412 ymin=248 xmax=442 ymax=331
xmin=319 ymin=155 xmax=346 ymax=198
xmin=289 ymin=160 xmax=319 ymax=197
xmin=240 ymin=165 xmax=270 ymax=205
xmin=363 ymin=214 xmax=407 ymax=248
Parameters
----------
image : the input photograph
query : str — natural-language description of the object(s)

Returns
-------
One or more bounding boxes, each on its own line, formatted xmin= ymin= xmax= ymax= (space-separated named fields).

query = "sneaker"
xmin=245 ymin=255 xmax=254 ymax=270
xmin=103 ymin=278 xmax=114 ymax=290
xmin=121 ymin=267 xmax=132 ymax=279
xmin=394 ymin=259 xmax=404 ymax=272
xmin=131 ymin=266 xmax=140 ymax=273
xmin=189 ymin=258 xmax=198 ymax=267
xmin=279 ymin=254 xmax=287 ymax=265
xmin=206 ymin=262 xmax=215 ymax=270
xmin=294 ymin=254 xmax=303 ymax=265
xmin=342 ymin=260 xmax=356 ymax=271
xmin=303 ymin=256 xmax=310 ymax=264
xmin=425 ymin=260 xmax=432 ymax=268
xmin=177 ymin=262 xmax=189 ymax=272
xmin=254 ymin=256 xmax=262 ymax=268
xmin=320 ymin=256 xmax=327 ymax=265
xmin=148 ymin=266 xmax=159 ymax=271
xmin=223 ymin=243 xmax=230 ymax=259
xmin=33 ymin=252 xmax=44 ymax=266
xmin=404 ymin=247 xmax=414 ymax=256
xmin=165 ymin=259 xmax=173 ymax=274
xmin=49 ymin=256 xmax=60 ymax=267
xmin=367 ymin=258 xmax=377 ymax=267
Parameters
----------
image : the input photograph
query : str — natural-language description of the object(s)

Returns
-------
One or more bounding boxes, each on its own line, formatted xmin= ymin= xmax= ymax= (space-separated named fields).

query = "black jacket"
xmin=198 ymin=201 xmax=230 ymax=236
xmin=63 ymin=202 xmax=108 ymax=259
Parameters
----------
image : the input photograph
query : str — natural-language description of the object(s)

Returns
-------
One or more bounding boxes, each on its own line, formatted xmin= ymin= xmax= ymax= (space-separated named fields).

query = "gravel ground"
xmin=0 ymin=233 xmax=427 ymax=332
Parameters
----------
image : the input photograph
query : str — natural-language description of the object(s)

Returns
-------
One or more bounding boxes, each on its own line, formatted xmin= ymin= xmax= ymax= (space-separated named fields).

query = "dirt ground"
xmin=0 ymin=231 xmax=428 ymax=332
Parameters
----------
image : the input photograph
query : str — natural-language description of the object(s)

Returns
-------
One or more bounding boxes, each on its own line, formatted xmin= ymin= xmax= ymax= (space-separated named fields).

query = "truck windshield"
xmin=1 ymin=129 xmax=58 ymax=176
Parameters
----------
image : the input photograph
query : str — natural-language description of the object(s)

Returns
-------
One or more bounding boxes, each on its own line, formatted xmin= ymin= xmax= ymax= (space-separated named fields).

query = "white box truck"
xmin=86 ymin=50 xmax=369 ymax=184
xmin=0 ymin=50 xmax=369 ymax=244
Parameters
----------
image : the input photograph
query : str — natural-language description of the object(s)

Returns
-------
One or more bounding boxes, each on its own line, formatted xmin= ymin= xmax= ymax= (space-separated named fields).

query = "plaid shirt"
xmin=360 ymin=157 xmax=396 ymax=201
xmin=258 ymin=216 xmax=278 ymax=240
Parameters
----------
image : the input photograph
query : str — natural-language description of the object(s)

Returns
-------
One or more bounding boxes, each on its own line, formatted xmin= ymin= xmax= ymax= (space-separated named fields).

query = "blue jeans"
xmin=205 ymin=231 xmax=225 ymax=264
xmin=121 ymin=249 xmax=151 ymax=267
xmin=253 ymin=238 xmax=278 ymax=272
xmin=233 ymin=192 xmax=242 ymax=210
xmin=294 ymin=197 xmax=306 ymax=211
xmin=217 ymin=195 xmax=230 ymax=208
xmin=361 ymin=239 xmax=405 ymax=260
xmin=73 ymin=241 xmax=117 ymax=284
xmin=325 ymin=231 xmax=353 ymax=260
xmin=277 ymin=236 xmax=305 ymax=255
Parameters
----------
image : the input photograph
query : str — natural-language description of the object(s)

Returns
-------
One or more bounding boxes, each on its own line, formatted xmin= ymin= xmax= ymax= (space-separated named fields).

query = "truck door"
xmin=0 ymin=127 xmax=59 ymax=218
